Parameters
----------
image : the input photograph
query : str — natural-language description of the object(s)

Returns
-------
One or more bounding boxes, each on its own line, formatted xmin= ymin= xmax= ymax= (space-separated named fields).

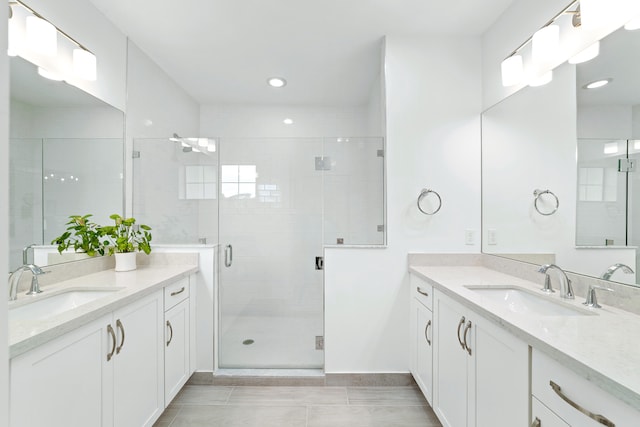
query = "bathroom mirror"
xmin=9 ymin=55 xmax=125 ymax=271
xmin=482 ymin=26 xmax=640 ymax=287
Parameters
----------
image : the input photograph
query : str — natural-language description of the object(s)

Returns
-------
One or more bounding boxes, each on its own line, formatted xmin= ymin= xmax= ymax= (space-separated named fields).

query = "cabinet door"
xmin=414 ymin=300 xmax=433 ymax=404
xmin=474 ymin=314 xmax=528 ymax=427
xmin=433 ymin=291 xmax=470 ymax=427
xmin=10 ymin=314 xmax=113 ymax=427
xmin=165 ymin=298 xmax=190 ymax=405
xmin=112 ymin=291 xmax=164 ymax=427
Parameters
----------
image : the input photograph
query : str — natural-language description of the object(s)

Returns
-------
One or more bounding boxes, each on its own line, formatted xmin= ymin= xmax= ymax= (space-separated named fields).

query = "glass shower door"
xmin=218 ymin=138 xmax=324 ymax=369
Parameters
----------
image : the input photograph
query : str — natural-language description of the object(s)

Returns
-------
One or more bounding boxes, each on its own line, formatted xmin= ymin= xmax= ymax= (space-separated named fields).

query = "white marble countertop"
xmin=409 ymin=265 xmax=640 ymax=412
xmin=9 ymin=264 xmax=198 ymax=359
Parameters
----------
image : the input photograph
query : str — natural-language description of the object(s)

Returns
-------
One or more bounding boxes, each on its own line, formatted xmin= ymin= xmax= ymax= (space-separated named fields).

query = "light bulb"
xmin=501 ymin=55 xmax=524 ymax=86
xmin=26 ymin=16 xmax=57 ymax=56
xmin=569 ymin=42 xmax=600 ymax=64
xmin=73 ymin=49 xmax=97 ymax=81
xmin=532 ymin=25 xmax=559 ymax=65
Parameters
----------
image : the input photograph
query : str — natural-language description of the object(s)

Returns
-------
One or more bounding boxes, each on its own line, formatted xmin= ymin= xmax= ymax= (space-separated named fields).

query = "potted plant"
xmin=51 ymin=214 xmax=105 ymax=257
xmin=99 ymin=214 xmax=152 ymax=271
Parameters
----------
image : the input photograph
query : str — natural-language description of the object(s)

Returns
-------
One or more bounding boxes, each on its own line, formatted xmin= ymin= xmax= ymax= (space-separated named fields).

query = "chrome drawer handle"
xmin=166 ymin=320 xmax=173 ymax=347
xmin=531 ymin=417 xmax=541 ymax=427
xmin=170 ymin=286 xmax=185 ymax=296
xmin=115 ymin=319 xmax=125 ymax=354
xmin=549 ymin=381 xmax=615 ymax=427
xmin=416 ymin=287 xmax=429 ymax=297
xmin=424 ymin=320 xmax=432 ymax=346
xmin=463 ymin=320 xmax=472 ymax=355
xmin=107 ymin=324 xmax=116 ymax=361
xmin=457 ymin=316 xmax=466 ymax=349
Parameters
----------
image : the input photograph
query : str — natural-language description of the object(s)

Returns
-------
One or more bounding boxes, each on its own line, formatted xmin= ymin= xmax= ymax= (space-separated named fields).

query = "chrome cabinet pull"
xmin=531 ymin=417 xmax=541 ymax=427
xmin=166 ymin=320 xmax=173 ymax=347
xmin=107 ymin=324 xmax=116 ymax=361
xmin=416 ymin=287 xmax=429 ymax=297
xmin=463 ymin=320 xmax=472 ymax=355
xmin=170 ymin=286 xmax=185 ymax=296
xmin=115 ymin=319 xmax=125 ymax=354
xmin=457 ymin=316 xmax=466 ymax=349
xmin=224 ymin=244 xmax=233 ymax=267
xmin=549 ymin=381 xmax=615 ymax=427
xmin=424 ymin=320 xmax=432 ymax=346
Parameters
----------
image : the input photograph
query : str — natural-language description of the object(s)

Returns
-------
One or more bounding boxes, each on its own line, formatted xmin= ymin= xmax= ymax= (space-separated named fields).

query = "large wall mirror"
xmin=482 ymin=25 xmax=640 ymax=287
xmin=9 ymin=56 xmax=124 ymax=271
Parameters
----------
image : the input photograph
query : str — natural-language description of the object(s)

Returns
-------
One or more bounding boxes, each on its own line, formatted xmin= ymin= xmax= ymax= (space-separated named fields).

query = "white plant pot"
xmin=114 ymin=252 xmax=137 ymax=272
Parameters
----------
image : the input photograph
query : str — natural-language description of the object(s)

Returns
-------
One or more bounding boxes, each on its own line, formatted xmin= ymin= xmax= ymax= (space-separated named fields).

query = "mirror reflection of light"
xmin=634 ymin=140 xmax=640 ymax=150
xmin=604 ymin=142 xmax=619 ymax=154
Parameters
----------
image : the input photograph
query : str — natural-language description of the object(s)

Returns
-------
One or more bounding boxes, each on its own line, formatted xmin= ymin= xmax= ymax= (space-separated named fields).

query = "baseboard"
xmin=187 ymin=371 xmax=415 ymax=387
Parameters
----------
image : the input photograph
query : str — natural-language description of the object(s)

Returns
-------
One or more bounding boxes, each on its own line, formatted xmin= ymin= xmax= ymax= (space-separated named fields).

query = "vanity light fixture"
xmin=198 ymin=138 xmax=209 ymax=147
xmin=532 ymin=25 xmax=560 ymax=64
xmin=267 ymin=77 xmax=287 ymax=88
xmin=568 ymin=41 xmax=600 ymax=64
xmin=283 ymin=118 xmax=294 ymax=125
xmin=529 ymin=71 xmax=553 ymax=87
xmin=207 ymin=141 xmax=216 ymax=152
xmin=580 ymin=0 xmax=639 ymax=30
xmin=583 ymin=78 xmax=612 ymax=89
xmin=26 ymin=15 xmax=57 ymax=56
xmin=11 ymin=0 xmax=98 ymax=81
xmin=500 ymin=0 xmax=580 ymax=87
xmin=501 ymin=55 xmax=524 ymax=86
xmin=37 ymin=67 xmax=63 ymax=81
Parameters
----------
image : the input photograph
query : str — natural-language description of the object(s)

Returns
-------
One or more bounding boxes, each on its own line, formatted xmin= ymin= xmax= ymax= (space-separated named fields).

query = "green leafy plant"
xmin=51 ymin=214 xmax=105 ymax=256
xmin=99 ymin=214 xmax=152 ymax=255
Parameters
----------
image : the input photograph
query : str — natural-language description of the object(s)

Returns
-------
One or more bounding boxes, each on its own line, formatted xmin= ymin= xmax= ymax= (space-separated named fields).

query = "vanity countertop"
xmin=409 ymin=265 xmax=640 ymax=412
xmin=8 ymin=264 xmax=198 ymax=359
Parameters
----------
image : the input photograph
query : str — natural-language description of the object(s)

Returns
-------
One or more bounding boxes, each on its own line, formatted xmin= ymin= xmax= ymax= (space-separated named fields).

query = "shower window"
xmin=221 ymin=165 xmax=257 ymax=199
xmin=184 ymin=165 xmax=217 ymax=200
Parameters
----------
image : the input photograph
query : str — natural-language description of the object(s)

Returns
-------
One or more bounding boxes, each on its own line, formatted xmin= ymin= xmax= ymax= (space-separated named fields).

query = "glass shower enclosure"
xmin=133 ymin=136 xmax=384 ymax=370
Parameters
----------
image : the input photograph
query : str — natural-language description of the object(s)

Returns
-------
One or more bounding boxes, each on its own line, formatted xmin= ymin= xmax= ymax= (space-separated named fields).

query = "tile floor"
xmin=154 ymin=384 xmax=443 ymax=426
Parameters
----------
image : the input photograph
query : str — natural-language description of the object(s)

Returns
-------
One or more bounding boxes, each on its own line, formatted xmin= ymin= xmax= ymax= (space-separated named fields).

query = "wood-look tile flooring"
xmin=154 ymin=385 xmax=442 ymax=426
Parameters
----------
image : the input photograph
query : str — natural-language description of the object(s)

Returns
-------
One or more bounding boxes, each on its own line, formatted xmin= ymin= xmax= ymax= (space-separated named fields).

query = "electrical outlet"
xmin=465 ymin=229 xmax=475 ymax=245
xmin=488 ymin=229 xmax=497 ymax=245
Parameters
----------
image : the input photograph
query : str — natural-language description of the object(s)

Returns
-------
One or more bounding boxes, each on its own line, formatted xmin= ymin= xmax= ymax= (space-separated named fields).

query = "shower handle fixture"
xmin=224 ymin=244 xmax=233 ymax=267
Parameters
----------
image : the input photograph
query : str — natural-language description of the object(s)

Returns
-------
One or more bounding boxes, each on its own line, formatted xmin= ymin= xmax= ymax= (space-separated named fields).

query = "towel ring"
xmin=533 ymin=189 xmax=559 ymax=216
xmin=417 ymin=189 xmax=442 ymax=215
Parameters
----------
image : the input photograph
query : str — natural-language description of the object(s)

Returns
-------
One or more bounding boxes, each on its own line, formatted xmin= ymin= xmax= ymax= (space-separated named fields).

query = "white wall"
xmin=125 ymin=40 xmax=200 ymax=218
xmin=325 ymin=36 xmax=482 ymax=373
xmin=578 ymin=105 xmax=633 ymax=139
xmin=1 ymin=1 xmax=9 ymax=422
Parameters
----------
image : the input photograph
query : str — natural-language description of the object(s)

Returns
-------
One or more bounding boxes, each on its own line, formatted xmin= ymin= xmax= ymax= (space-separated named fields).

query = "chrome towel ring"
xmin=533 ymin=189 xmax=559 ymax=216
xmin=417 ymin=188 xmax=442 ymax=215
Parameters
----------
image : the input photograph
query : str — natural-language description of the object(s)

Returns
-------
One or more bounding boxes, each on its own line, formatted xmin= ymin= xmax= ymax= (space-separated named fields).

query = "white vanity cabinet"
xmin=409 ymin=275 xmax=434 ymax=404
xmin=10 ymin=290 xmax=165 ymax=427
xmin=164 ymin=277 xmax=191 ymax=405
xmin=532 ymin=349 xmax=640 ymax=427
xmin=111 ymin=291 xmax=164 ymax=427
xmin=10 ymin=314 xmax=112 ymax=427
xmin=432 ymin=289 xmax=528 ymax=427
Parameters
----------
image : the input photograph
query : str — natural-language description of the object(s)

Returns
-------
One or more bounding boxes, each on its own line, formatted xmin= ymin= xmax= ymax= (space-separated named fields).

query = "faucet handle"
xmin=583 ymin=284 xmax=614 ymax=308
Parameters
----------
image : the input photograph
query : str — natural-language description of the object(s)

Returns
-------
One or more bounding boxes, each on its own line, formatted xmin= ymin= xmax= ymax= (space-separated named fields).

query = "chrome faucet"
xmin=8 ymin=264 xmax=46 ymax=301
xmin=22 ymin=243 xmax=36 ymax=265
xmin=537 ymin=264 xmax=574 ymax=299
xmin=600 ymin=263 xmax=634 ymax=281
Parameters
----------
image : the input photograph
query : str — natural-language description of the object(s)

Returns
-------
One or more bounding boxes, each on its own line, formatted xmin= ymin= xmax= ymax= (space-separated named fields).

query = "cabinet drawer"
xmin=532 ymin=349 xmax=639 ymax=427
xmin=410 ymin=274 xmax=433 ymax=310
xmin=532 ymin=396 xmax=570 ymax=427
xmin=164 ymin=277 xmax=189 ymax=310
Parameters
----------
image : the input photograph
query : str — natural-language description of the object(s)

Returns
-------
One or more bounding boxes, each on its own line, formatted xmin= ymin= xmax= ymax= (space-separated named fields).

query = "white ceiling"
xmin=89 ymin=0 xmax=514 ymax=107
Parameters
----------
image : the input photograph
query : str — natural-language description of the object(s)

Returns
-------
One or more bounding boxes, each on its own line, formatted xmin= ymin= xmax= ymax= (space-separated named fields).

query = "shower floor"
xmin=219 ymin=313 xmax=324 ymax=369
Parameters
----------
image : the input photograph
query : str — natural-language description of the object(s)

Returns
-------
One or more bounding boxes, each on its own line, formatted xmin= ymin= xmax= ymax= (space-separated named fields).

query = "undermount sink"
xmin=9 ymin=288 xmax=122 ymax=322
xmin=465 ymin=286 xmax=593 ymax=317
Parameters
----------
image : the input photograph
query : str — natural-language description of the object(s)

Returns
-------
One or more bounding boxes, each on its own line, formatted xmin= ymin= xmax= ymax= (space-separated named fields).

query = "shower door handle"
xmin=225 ymin=244 xmax=233 ymax=267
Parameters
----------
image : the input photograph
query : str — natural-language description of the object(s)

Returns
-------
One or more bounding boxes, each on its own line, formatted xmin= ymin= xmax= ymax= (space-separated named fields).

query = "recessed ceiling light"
xmin=268 ymin=77 xmax=287 ymax=88
xmin=283 ymin=118 xmax=293 ymax=125
xmin=583 ymin=79 xmax=612 ymax=90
